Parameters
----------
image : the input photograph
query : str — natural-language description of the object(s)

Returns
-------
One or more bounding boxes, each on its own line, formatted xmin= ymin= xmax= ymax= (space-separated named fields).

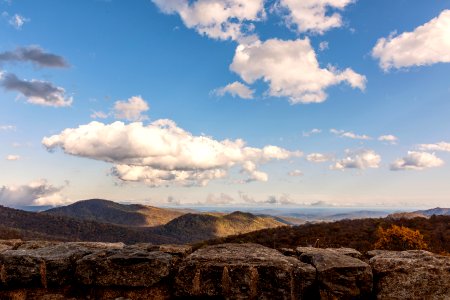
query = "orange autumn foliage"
xmin=374 ymin=225 xmax=428 ymax=251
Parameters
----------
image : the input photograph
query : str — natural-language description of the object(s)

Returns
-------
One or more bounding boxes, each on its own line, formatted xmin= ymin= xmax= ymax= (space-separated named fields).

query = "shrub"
xmin=374 ymin=225 xmax=428 ymax=251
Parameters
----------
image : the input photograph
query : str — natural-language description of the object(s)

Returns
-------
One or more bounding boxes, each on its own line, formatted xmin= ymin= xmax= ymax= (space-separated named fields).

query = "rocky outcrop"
xmin=295 ymin=247 xmax=372 ymax=300
xmin=175 ymin=243 xmax=316 ymax=299
xmin=0 ymin=240 xmax=449 ymax=299
xmin=369 ymin=250 xmax=450 ymax=300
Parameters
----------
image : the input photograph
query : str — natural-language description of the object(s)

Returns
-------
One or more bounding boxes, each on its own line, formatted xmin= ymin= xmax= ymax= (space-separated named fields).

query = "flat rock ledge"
xmin=0 ymin=240 xmax=449 ymax=300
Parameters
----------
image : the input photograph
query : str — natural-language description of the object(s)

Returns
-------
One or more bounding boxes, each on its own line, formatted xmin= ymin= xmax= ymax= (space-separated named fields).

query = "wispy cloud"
xmin=378 ymin=135 xmax=398 ymax=144
xmin=302 ymin=128 xmax=321 ymax=137
xmin=418 ymin=142 xmax=450 ymax=152
xmin=8 ymin=13 xmax=29 ymax=29
xmin=214 ymin=81 xmax=254 ymax=99
xmin=306 ymin=153 xmax=330 ymax=163
xmin=330 ymin=129 xmax=371 ymax=140
xmin=5 ymin=154 xmax=20 ymax=161
xmin=0 ymin=124 xmax=15 ymax=131
xmin=288 ymin=169 xmax=303 ymax=177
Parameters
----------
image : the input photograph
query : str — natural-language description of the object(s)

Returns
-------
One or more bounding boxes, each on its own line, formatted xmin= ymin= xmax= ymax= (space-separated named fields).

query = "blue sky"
xmin=0 ymin=0 xmax=449 ymax=208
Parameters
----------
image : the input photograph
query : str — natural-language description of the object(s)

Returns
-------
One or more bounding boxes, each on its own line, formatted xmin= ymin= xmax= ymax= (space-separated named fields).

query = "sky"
xmin=0 ymin=0 xmax=450 ymax=208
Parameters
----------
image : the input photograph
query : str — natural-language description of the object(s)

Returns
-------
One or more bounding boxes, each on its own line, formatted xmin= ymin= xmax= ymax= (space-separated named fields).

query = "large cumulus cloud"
xmin=230 ymin=38 xmax=366 ymax=104
xmin=42 ymin=120 xmax=302 ymax=187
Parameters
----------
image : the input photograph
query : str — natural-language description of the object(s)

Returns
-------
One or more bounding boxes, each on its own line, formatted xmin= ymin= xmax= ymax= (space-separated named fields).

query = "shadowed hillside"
xmin=156 ymin=211 xmax=286 ymax=243
xmin=0 ymin=205 xmax=178 ymax=244
xmin=44 ymin=199 xmax=189 ymax=227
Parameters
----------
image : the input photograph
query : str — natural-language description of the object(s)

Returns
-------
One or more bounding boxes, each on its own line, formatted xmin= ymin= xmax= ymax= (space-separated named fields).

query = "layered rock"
xmin=175 ymin=243 xmax=317 ymax=299
xmin=369 ymin=250 xmax=450 ymax=300
xmin=0 ymin=240 xmax=449 ymax=299
xmin=296 ymin=247 xmax=372 ymax=300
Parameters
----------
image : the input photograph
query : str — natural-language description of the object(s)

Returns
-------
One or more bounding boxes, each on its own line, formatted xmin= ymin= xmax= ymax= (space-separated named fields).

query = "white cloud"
xmin=0 ymin=124 xmax=15 ymax=131
xmin=8 ymin=14 xmax=29 ymax=29
xmin=319 ymin=41 xmax=329 ymax=51
xmin=0 ymin=73 xmax=72 ymax=107
xmin=112 ymin=165 xmax=228 ymax=187
xmin=240 ymin=161 xmax=269 ymax=182
xmin=90 ymin=110 xmax=109 ymax=119
xmin=378 ymin=134 xmax=398 ymax=144
xmin=306 ymin=153 xmax=330 ymax=163
xmin=288 ymin=169 xmax=303 ymax=177
xmin=331 ymin=149 xmax=381 ymax=170
xmin=372 ymin=10 xmax=450 ymax=71
xmin=152 ymin=0 xmax=265 ymax=42
xmin=302 ymin=128 xmax=321 ymax=137
xmin=390 ymin=151 xmax=444 ymax=171
xmin=264 ymin=194 xmax=295 ymax=205
xmin=277 ymin=0 xmax=354 ymax=34
xmin=0 ymin=179 xmax=70 ymax=207
xmin=204 ymin=193 xmax=235 ymax=205
xmin=418 ymin=142 xmax=450 ymax=152
xmin=113 ymin=96 xmax=149 ymax=121
xmin=5 ymin=154 xmax=20 ymax=161
xmin=42 ymin=120 xmax=302 ymax=187
xmin=330 ymin=128 xmax=371 ymax=140
xmin=230 ymin=38 xmax=366 ymax=104
xmin=214 ymin=81 xmax=254 ymax=99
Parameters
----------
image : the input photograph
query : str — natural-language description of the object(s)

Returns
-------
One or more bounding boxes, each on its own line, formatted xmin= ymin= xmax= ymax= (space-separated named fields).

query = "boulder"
xmin=75 ymin=248 xmax=175 ymax=287
xmin=0 ymin=239 xmax=23 ymax=252
xmin=125 ymin=243 xmax=192 ymax=257
xmin=370 ymin=250 xmax=450 ymax=299
xmin=175 ymin=243 xmax=317 ymax=299
xmin=296 ymin=247 xmax=372 ymax=299
xmin=0 ymin=243 xmax=95 ymax=288
xmin=329 ymin=248 xmax=363 ymax=259
xmin=16 ymin=241 xmax=61 ymax=250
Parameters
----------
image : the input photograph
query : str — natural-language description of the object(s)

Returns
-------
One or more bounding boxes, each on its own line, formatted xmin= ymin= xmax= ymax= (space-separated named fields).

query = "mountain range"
xmin=387 ymin=207 xmax=450 ymax=219
xmin=0 ymin=199 xmax=286 ymax=244
xmin=1 ymin=199 xmax=449 ymax=247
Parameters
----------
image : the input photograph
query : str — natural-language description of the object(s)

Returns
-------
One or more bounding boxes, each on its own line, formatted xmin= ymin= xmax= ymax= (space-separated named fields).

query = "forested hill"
xmin=197 ymin=215 xmax=450 ymax=254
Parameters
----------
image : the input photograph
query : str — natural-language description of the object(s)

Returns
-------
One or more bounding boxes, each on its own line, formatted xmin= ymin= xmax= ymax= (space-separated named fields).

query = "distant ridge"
xmin=44 ymin=199 xmax=188 ymax=227
xmin=387 ymin=207 xmax=450 ymax=219
xmin=414 ymin=207 xmax=450 ymax=216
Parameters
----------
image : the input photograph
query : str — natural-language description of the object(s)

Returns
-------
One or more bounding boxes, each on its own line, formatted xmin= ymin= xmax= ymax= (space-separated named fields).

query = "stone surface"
xmin=370 ymin=250 xmax=450 ymax=300
xmin=296 ymin=247 xmax=372 ymax=299
xmin=175 ymin=243 xmax=317 ymax=299
xmin=16 ymin=241 xmax=60 ymax=250
xmin=76 ymin=248 xmax=175 ymax=287
xmin=126 ymin=243 xmax=192 ymax=257
xmin=1 ymin=240 xmax=449 ymax=300
xmin=0 ymin=239 xmax=23 ymax=252
xmin=365 ymin=249 xmax=397 ymax=258
xmin=329 ymin=248 xmax=363 ymax=259
xmin=0 ymin=243 xmax=95 ymax=288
